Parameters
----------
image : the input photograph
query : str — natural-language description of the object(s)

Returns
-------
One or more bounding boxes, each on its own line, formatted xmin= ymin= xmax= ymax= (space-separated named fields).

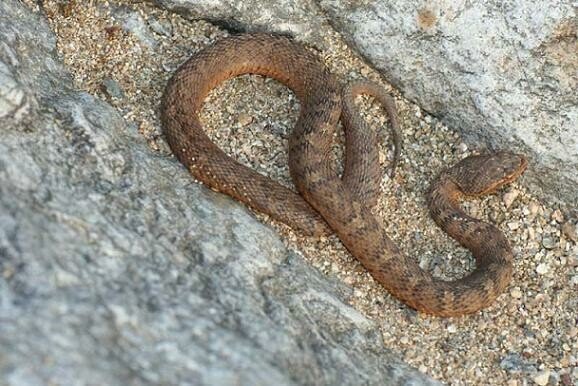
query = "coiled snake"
xmin=161 ymin=33 xmax=528 ymax=317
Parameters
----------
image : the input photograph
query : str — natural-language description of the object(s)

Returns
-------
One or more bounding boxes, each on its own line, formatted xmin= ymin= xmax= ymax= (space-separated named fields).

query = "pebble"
xmin=237 ymin=113 xmax=253 ymax=126
xmin=561 ymin=221 xmax=577 ymax=242
xmin=447 ymin=324 xmax=457 ymax=333
xmin=503 ymin=190 xmax=520 ymax=208
xmin=532 ymin=370 xmax=550 ymax=386
xmin=508 ymin=221 xmax=520 ymax=230
xmin=510 ymin=287 xmax=523 ymax=299
xmin=100 ymin=77 xmax=124 ymax=99
xmin=529 ymin=202 xmax=541 ymax=216
xmin=500 ymin=354 xmax=537 ymax=373
xmin=147 ymin=17 xmax=173 ymax=37
xmin=560 ymin=373 xmax=572 ymax=386
xmin=458 ymin=142 xmax=468 ymax=152
xmin=536 ymin=263 xmax=549 ymax=275
xmin=551 ymin=209 xmax=564 ymax=223
xmin=541 ymin=237 xmax=557 ymax=249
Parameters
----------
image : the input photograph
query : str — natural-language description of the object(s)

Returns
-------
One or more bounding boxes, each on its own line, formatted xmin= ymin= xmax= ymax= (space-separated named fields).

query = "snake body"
xmin=161 ymin=33 xmax=527 ymax=317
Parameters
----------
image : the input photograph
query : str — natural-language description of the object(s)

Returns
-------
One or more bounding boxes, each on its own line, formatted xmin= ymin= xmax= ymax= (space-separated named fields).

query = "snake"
xmin=161 ymin=33 xmax=528 ymax=317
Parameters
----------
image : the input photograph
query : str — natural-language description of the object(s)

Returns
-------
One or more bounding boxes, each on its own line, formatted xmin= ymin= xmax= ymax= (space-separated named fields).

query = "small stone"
xmin=500 ymin=354 xmax=536 ymax=373
xmin=561 ymin=221 xmax=577 ymax=242
xmin=551 ymin=209 xmax=564 ymax=223
xmin=447 ymin=324 xmax=457 ymax=333
xmin=532 ymin=370 xmax=550 ymax=386
xmin=529 ymin=202 xmax=541 ymax=216
xmin=506 ymin=380 xmax=518 ymax=386
xmin=508 ymin=221 xmax=520 ymax=230
xmin=510 ymin=287 xmax=523 ymax=299
xmin=542 ymin=237 xmax=557 ymax=249
xmin=100 ymin=78 xmax=124 ymax=99
xmin=536 ymin=263 xmax=549 ymax=275
xmin=503 ymin=190 xmax=520 ymax=208
xmin=458 ymin=142 xmax=468 ymax=152
xmin=560 ymin=373 xmax=572 ymax=386
xmin=147 ymin=17 xmax=173 ymax=37
xmin=238 ymin=113 xmax=253 ymax=126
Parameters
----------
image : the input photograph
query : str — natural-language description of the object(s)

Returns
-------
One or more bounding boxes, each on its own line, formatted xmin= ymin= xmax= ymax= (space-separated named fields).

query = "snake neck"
xmin=427 ymin=176 xmax=513 ymax=266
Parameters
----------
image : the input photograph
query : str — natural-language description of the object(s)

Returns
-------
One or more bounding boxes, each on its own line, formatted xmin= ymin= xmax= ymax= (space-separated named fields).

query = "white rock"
xmin=510 ymin=288 xmax=523 ymax=299
xmin=508 ymin=221 xmax=520 ymax=231
xmin=503 ymin=190 xmax=520 ymax=208
xmin=529 ymin=202 xmax=541 ymax=216
xmin=536 ymin=263 xmax=549 ymax=275
xmin=532 ymin=370 xmax=550 ymax=386
xmin=542 ymin=237 xmax=557 ymax=249
xmin=551 ymin=209 xmax=564 ymax=223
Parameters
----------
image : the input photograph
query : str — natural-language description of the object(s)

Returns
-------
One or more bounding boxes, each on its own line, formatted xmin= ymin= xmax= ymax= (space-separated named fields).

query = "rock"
xmin=320 ymin=0 xmax=577 ymax=206
xmin=147 ymin=17 xmax=173 ymax=37
xmin=508 ymin=221 xmax=521 ymax=231
xmin=551 ymin=209 xmax=564 ymax=223
xmin=532 ymin=370 xmax=551 ymax=386
xmin=101 ymin=77 xmax=125 ymax=99
xmin=0 ymin=1 xmax=439 ymax=385
xmin=560 ymin=373 xmax=572 ymax=386
xmin=536 ymin=263 xmax=549 ymax=275
xmin=529 ymin=202 xmax=542 ymax=216
xmin=542 ymin=237 xmax=557 ymax=250
xmin=500 ymin=353 xmax=537 ymax=374
xmin=238 ymin=112 xmax=253 ymax=126
xmin=503 ymin=190 xmax=520 ymax=209
xmin=152 ymin=0 xmax=334 ymax=45
xmin=510 ymin=287 xmax=523 ymax=299
xmin=114 ymin=6 xmax=158 ymax=48
xmin=561 ymin=221 xmax=577 ymax=242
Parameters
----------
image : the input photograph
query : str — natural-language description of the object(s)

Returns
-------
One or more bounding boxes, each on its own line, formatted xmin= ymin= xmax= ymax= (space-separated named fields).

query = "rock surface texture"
xmin=152 ymin=0 xmax=578 ymax=205
xmin=0 ymin=1 xmax=438 ymax=385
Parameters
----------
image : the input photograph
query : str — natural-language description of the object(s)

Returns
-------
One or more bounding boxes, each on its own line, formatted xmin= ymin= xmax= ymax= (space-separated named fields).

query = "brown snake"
xmin=161 ymin=33 xmax=528 ymax=317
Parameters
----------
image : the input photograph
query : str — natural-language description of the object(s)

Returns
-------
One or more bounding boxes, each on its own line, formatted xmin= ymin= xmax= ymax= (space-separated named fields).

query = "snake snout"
xmin=452 ymin=152 xmax=528 ymax=196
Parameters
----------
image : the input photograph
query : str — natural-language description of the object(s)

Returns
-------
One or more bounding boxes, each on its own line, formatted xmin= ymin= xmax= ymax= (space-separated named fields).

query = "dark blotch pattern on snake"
xmin=161 ymin=33 xmax=528 ymax=317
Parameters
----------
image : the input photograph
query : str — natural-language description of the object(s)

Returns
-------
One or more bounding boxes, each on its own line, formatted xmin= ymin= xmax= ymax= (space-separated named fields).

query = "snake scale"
xmin=161 ymin=33 xmax=528 ymax=317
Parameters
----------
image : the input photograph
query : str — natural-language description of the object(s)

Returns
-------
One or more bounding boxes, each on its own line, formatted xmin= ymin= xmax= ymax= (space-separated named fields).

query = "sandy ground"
xmin=29 ymin=1 xmax=578 ymax=385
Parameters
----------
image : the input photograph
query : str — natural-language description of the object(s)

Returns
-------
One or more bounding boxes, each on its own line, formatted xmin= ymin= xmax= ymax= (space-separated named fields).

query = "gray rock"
xmin=152 ymin=0 xmax=577 ymax=205
xmin=152 ymin=0 xmax=334 ymax=45
xmin=113 ymin=6 xmax=158 ymax=48
xmin=500 ymin=353 xmax=538 ymax=374
xmin=0 ymin=1 xmax=438 ymax=385
xmin=318 ymin=0 xmax=578 ymax=205
xmin=101 ymin=77 xmax=125 ymax=99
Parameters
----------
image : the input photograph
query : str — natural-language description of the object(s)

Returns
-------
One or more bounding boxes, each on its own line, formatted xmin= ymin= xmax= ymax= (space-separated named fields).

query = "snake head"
xmin=449 ymin=152 xmax=528 ymax=196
